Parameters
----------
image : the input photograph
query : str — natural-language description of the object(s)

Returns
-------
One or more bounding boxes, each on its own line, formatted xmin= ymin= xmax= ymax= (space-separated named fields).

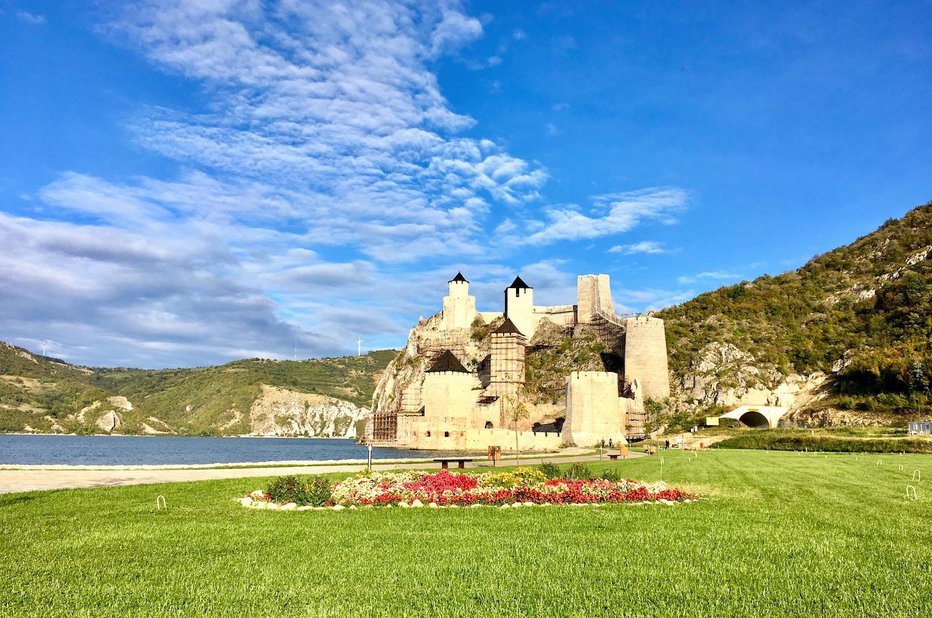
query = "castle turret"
xmin=441 ymin=272 xmax=477 ymax=330
xmin=622 ymin=316 xmax=670 ymax=400
xmin=561 ymin=371 xmax=626 ymax=447
xmin=504 ymin=276 xmax=535 ymax=338
xmin=577 ymin=274 xmax=614 ymax=323
xmin=489 ymin=318 xmax=527 ymax=427
xmin=423 ymin=350 xmax=476 ymax=421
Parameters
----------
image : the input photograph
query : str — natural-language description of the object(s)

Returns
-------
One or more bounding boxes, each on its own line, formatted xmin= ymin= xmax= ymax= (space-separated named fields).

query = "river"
xmin=0 ymin=434 xmax=446 ymax=466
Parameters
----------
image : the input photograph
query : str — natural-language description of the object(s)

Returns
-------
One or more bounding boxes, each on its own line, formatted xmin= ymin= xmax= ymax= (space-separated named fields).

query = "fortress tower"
xmin=423 ymin=350 xmax=476 ymax=420
xmin=441 ymin=272 xmax=477 ymax=330
xmin=561 ymin=371 xmax=626 ymax=447
xmin=622 ymin=316 xmax=671 ymax=400
xmin=576 ymin=274 xmax=614 ymax=324
xmin=504 ymin=276 xmax=535 ymax=338
xmin=489 ymin=318 xmax=527 ymax=426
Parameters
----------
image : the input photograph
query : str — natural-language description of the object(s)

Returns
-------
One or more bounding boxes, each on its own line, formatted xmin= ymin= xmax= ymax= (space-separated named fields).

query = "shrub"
xmin=711 ymin=432 xmax=932 ymax=454
xmin=600 ymin=468 xmax=622 ymax=482
xmin=481 ymin=467 xmax=546 ymax=488
xmin=266 ymin=475 xmax=333 ymax=506
xmin=538 ymin=462 xmax=562 ymax=479
xmin=563 ymin=462 xmax=594 ymax=481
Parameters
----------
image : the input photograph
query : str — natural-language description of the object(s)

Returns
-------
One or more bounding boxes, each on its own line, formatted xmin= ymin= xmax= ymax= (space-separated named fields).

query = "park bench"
xmin=433 ymin=457 xmax=477 ymax=469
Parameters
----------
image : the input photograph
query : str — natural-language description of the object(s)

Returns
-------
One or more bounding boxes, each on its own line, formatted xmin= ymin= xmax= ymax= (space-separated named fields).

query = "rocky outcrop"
xmin=675 ymin=342 xmax=830 ymax=414
xmin=672 ymin=341 xmax=905 ymax=427
xmin=95 ymin=410 xmax=121 ymax=433
xmin=371 ymin=313 xmax=497 ymax=416
xmin=248 ymin=385 xmax=369 ymax=438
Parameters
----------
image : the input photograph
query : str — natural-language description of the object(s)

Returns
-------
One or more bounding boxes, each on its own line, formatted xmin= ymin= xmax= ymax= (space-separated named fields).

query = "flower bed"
xmin=239 ymin=469 xmax=696 ymax=511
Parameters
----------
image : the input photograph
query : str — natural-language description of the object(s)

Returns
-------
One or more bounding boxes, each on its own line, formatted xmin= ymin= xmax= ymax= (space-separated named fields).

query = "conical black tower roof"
xmin=507 ymin=275 xmax=532 ymax=290
xmin=449 ymin=272 xmax=468 ymax=283
xmin=493 ymin=318 xmax=524 ymax=336
xmin=427 ymin=350 xmax=470 ymax=373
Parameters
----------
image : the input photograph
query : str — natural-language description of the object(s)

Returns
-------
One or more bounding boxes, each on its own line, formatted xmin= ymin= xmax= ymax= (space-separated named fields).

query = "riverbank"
xmin=0 ymin=448 xmax=613 ymax=494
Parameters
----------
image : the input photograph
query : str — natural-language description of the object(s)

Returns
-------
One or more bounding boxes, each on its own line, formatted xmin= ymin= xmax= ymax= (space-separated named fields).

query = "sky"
xmin=1 ymin=0 xmax=930 ymax=368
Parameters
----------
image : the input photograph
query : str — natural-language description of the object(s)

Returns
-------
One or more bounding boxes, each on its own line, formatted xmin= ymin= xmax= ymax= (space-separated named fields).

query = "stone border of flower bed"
xmin=238 ymin=495 xmax=697 ymax=511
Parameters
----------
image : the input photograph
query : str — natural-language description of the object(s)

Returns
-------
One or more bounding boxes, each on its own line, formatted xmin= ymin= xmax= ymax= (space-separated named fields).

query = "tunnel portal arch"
xmin=739 ymin=410 xmax=771 ymax=428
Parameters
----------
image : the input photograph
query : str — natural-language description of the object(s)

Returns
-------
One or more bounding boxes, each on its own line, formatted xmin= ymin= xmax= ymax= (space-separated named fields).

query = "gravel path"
xmin=0 ymin=450 xmax=644 ymax=494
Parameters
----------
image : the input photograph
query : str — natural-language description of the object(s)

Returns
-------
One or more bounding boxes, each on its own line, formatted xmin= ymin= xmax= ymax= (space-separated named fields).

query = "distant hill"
xmin=0 ymin=343 xmax=396 ymax=436
xmin=659 ymin=202 xmax=932 ymax=424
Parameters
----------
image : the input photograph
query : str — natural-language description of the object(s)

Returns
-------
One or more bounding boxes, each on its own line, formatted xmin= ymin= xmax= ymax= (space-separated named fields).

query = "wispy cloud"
xmin=499 ymin=187 xmax=687 ymax=246
xmin=608 ymin=240 xmax=668 ymax=255
xmin=17 ymin=11 xmax=46 ymax=25
xmin=676 ymin=271 xmax=742 ymax=284
xmin=614 ymin=287 xmax=697 ymax=313
xmin=430 ymin=9 xmax=484 ymax=57
xmin=2 ymin=1 xmax=691 ymax=367
xmin=103 ymin=1 xmax=549 ymax=262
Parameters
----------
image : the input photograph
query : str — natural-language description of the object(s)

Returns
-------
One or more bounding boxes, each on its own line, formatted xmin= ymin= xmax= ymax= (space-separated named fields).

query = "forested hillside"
xmin=660 ymin=202 xmax=932 ymax=416
xmin=0 ymin=343 xmax=395 ymax=435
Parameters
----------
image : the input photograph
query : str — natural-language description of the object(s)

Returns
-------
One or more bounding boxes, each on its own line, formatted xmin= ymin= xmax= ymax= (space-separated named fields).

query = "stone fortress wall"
xmin=621 ymin=316 xmax=671 ymax=400
xmin=368 ymin=272 xmax=671 ymax=450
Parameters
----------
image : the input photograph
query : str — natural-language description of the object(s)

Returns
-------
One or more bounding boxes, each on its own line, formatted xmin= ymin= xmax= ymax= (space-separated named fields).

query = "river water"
xmin=0 ymin=434 xmax=445 ymax=466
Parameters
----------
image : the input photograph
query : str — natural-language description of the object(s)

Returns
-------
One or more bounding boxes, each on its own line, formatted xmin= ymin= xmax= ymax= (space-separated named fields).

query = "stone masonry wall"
xmin=622 ymin=316 xmax=671 ymax=400
xmin=576 ymin=274 xmax=614 ymax=323
xmin=561 ymin=371 xmax=625 ymax=447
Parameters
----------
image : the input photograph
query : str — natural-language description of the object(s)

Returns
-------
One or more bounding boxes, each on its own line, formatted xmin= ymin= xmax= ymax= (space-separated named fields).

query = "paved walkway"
xmin=0 ymin=450 xmax=643 ymax=494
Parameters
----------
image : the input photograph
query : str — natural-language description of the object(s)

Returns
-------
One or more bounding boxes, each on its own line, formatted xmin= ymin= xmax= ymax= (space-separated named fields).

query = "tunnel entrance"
xmin=739 ymin=410 xmax=770 ymax=428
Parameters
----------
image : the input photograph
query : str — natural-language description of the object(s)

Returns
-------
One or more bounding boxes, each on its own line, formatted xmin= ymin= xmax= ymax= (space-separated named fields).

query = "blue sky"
xmin=1 ymin=1 xmax=930 ymax=368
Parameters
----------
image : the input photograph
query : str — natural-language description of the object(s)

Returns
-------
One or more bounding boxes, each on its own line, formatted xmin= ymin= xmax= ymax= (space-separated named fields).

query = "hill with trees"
xmin=0 ymin=343 xmax=395 ymax=436
xmin=659 ymin=202 xmax=932 ymax=424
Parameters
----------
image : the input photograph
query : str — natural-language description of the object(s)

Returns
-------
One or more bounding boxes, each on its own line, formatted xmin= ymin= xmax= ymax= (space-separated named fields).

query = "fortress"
xmin=368 ymin=273 xmax=670 ymax=451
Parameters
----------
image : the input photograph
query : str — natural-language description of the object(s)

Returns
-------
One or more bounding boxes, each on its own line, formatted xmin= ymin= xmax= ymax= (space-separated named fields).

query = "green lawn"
xmin=2 ymin=450 xmax=931 ymax=616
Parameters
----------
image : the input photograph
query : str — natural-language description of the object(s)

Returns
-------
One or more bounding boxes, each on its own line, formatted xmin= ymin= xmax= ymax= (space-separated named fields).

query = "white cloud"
xmin=17 ymin=11 xmax=46 ymax=25
xmin=100 ymin=0 xmax=548 ymax=263
xmin=613 ymin=288 xmax=696 ymax=313
xmin=545 ymin=122 xmax=559 ymax=136
xmin=676 ymin=271 xmax=742 ymax=285
xmin=512 ymin=29 xmax=527 ymax=41
xmin=608 ymin=240 xmax=668 ymax=255
xmin=430 ymin=9 xmax=483 ymax=57
xmin=510 ymin=187 xmax=687 ymax=246
xmin=1 ymin=1 xmax=694 ymax=367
